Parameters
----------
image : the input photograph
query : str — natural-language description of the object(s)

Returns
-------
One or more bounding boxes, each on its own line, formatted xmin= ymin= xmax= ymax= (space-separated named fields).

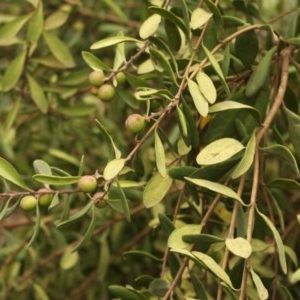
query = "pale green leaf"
xmin=60 ymin=246 xmax=79 ymax=270
xmin=26 ymin=1 xmax=43 ymax=44
xmin=232 ymin=134 xmax=256 ymax=179
xmin=33 ymin=283 xmax=50 ymax=300
xmin=33 ymin=159 xmax=52 ymax=175
xmin=33 ymin=174 xmax=80 ymax=185
xmin=187 ymin=78 xmax=209 ymax=117
xmin=139 ymin=14 xmax=162 ymax=39
xmin=0 ymin=14 xmax=32 ymax=41
xmin=225 ymin=237 xmax=252 ymax=258
xmin=90 ymin=36 xmax=140 ymax=50
xmin=143 ymin=172 xmax=173 ymax=208
xmin=155 ymin=130 xmax=166 ymax=177
xmin=27 ymin=74 xmax=48 ymax=113
xmin=0 ymin=157 xmax=29 ymax=190
xmin=202 ymin=44 xmax=230 ymax=95
xmin=256 ymin=208 xmax=287 ymax=274
xmin=176 ymin=105 xmax=188 ymax=137
xmin=190 ymin=8 xmax=212 ymax=29
xmin=2 ymin=48 xmax=26 ymax=92
xmin=196 ymin=71 xmax=217 ymax=104
xmin=209 ymin=100 xmax=256 ymax=113
xmin=185 ymin=177 xmax=245 ymax=205
xmin=103 ymin=158 xmax=126 ymax=181
xmin=197 ymin=138 xmax=244 ymax=165
xmin=43 ymin=31 xmax=75 ymax=68
xmin=250 ymin=268 xmax=269 ymax=300
xmin=149 ymin=278 xmax=170 ymax=297
xmin=168 ymin=224 xmax=201 ymax=249
xmin=290 ymin=268 xmax=300 ymax=284
xmin=81 ymin=51 xmax=110 ymax=71
xmin=172 ymin=249 xmax=236 ymax=290
xmin=44 ymin=8 xmax=69 ymax=30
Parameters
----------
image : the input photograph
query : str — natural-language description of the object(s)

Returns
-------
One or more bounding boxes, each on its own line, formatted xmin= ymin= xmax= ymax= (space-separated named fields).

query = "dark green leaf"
xmin=116 ymin=180 xmax=131 ymax=221
xmin=109 ymin=285 xmax=146 ymax=300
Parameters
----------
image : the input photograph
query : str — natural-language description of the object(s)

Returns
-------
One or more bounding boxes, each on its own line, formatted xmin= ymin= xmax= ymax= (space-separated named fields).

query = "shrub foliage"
xmin=0 ymin=0 xmax=300 ymax=299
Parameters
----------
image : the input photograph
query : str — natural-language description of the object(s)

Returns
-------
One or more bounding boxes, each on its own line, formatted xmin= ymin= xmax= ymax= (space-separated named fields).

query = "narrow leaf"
xmin=197 ymin=138 xmax=244 ymax=165
xmin=176 ymin=105 xmax=188 ymax=137
xmin=81 ymin=51 xmax=110 ymax=71
xmin=187 ymin=78 xmax=209 ymax=117
xmin=185 ymin=177 xmax=245 ymax=205
xmin=27 ymin=74 xmax=48 ymax=113
xmin=27 ymin=204 xmax=41 ymax=247
xmin=33 ymin=174 xmax=80 ymax=185
xmin=154 ymin=130 xmax=166 ymax=177
xmin=202 ymin=44 xmax=230 ymax=95
xmin=250 ymin=268 xmax=269 ymax=300
xmin=43 ymin=31 xmax=75 ymax=67
xmin=116 ymin=180 xmax=131 ymax=221
xmin=26 ymin=1 xmax=43 ymax=44
xmin=139 ymin=14 xmax=161 ymax=39
xmin=225 ymin=237 xmax=252 ymax=258
xmin=232 ymin=134 xmax=256 ymax=179
xmin=256 ymin=208 xmax=287 ymax=274
xmin=143 ymin=172 xmax=172 ymax=208
xmin=103 ymin=158 xmax=126 ymax=181
xmin=0 ymin=157 xmax=29 ymax=190
xmin=90 ymin=36 xmax=140 ymax=50
xmin=196 ymin=71 xmax=217 ymax=104
xmin=2 ymin=48 xmax=26 ymax=92
xmin=190 ymin=8 xmax=212 ymax=29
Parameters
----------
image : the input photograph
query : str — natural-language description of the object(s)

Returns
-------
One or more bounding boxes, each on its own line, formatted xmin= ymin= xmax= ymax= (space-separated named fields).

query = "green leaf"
xmin=33 ymin=159 xmax=52 ymax=175
xmin=168 ymin=224 xmax=201 ymax=249
xmin=268 ymin=178 xmax=300 ymax=190
xmin=196 ymin=71 xmax=217 ymax=104
xmin=44 ymin=8 xmax=70 ymax=30
xmin=27 ymin=204 xmax=41 ymax=247
xmin=245 ymin=47 xmax=276 ymax=97
xmin=232 ymin=134 xmax=256 ymax=179
xmin=250 ymin=268 xmax=269 ymax=300
xmin=225 ymin=237 xmax=252 ymax=258
xmin=103 ymin=158 xmax=126 ymax=181
xmin=235 ymin=30 xmax=259 ymax=68
xmin=0 ymin=14 xmax=32 ymax=41
xmin=0 ymin=157 xmax=29 ymax=190
xmin=26 ymin=1 xmax=43 ymax=44
xmin=158 ymin=213 xmax=175 ymax=236
xmin=60 ymin=246 xmax=79 ymax=270
xmin=202 ymin=43 xmax=230 ymax=95
xmin=59 ymin=105 xmax=96 ymax=117
xmin=196 ymin=138 xmax=244 ymax=165
xmin=149 ymin=6 xmax=189 ymax=39
xmin=0 ymin=197 xmax=21 ymax=221
xmin=176 ymin=105 xmax=188 ymax=137
xmin=73 ymin=205 xmax=97 ymax=251
xmin=185 ymin=177 xmax=246 ymax=205
xmin=81 ymin=51 xmax=110 ymax=71
xmin=116 ymin=180 xmax=131 ymax=221
xmin=209 ymin=100 xmax=261 ymax=123
xmin=32 ymin=174 xmax=80 ymax=185
xmin=43 ymin=31 xmax=75 ymax=68
xmin=154 ymin=130 xmax=166 ymax=177
xmin=143 ymin=172 xmax=173 ymax=208
xmin=187 ymin=78 xmax=209 ymax=117
xmin=26 ymin=73 xmax=48 ymax=113
xmin=284 ymin=106 xmax=300 ymax=160
xmin=182 ymin=234 xmax=224 ymax=244
xmin=190 ymin=271 xmax=208 ymax=300
xmin=109 ymin=285 xmax=146 ymax=300
xmin=33 ymin=283 xmax=50 ymax=300
xmin=123 ymin=250 xmax=162 ymax=262
xmin=290 ymin=268 xmax=300 ymax=284
xmin=57 ymin=202 xmax=93 ymax=228
xmin=95 ymin=119 xmax=121 ymax=159
xmin=139 ymin=14 xmax=161 ymax=39
xmin=172 ymin=249 xmax=236 ymax=290
xmin=190 ymin=7 xmax=212 ymax=29
xmin=149 ymin=278 xmax=170 ymax=297
xmin=260 ymin=144 xmax=300 ymax=177
xmin=2 ymin=48 xmax=26 ymax=92
xmin=90 ymin=36 xmax=140 ymax=50
xmin=256 ymin=208 xmax=287 ymax=274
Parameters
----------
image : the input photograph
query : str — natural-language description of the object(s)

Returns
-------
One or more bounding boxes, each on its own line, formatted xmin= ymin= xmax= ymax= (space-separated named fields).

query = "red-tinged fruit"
xmin=98 ymin=84 xmax=115 ymax=102
xmin=78 ymin=175 xmax=97 ymax=193
xmin=125 ymin=114 xmax=146 ymax=133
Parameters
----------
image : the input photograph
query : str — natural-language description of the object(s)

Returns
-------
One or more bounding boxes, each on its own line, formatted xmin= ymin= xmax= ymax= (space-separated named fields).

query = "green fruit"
xmin=78 ymin=175 xmax=97 ymax=193
xmin=98 ymin=84 xmax=115 ymax=102
xmin=20 ymin=195 xmax=38 ymax=211
xmin=89 ymin=70 xmax=105 ymax=87
xmin=125 ymin=114 xmax=145 ymax=133
xmin=38 ymin=188 xmax=53 ymax=207
xmin=93 ymin=192 xmax=107 ymax=208
xmin=115 ymin=72 xmax=127 ymax=85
